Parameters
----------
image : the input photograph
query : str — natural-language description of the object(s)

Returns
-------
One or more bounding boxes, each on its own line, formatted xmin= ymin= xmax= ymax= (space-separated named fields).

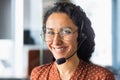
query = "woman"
xmin=30 ymin=2 xmax=115 ymax=80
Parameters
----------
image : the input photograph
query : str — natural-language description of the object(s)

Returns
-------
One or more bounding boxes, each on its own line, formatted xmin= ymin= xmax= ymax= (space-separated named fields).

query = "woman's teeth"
xmin=56 ymin=48 xmax=63 ymax=50
xmin=54 ymin=48 xmax=64 ymax=51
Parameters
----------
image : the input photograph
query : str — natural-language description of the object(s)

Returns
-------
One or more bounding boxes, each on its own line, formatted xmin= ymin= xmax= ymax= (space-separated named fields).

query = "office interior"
xmin=0 ymin=0 xmax=120 ymax=80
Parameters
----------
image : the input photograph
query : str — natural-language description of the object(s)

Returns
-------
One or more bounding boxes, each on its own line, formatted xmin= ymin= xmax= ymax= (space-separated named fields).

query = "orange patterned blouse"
xmin=30 ymin=60 xmax=115 ymax=80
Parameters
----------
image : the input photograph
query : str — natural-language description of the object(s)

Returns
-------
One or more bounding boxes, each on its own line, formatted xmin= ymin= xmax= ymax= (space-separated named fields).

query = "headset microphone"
xmin=56 ymin=58 xmax=66 ymax=65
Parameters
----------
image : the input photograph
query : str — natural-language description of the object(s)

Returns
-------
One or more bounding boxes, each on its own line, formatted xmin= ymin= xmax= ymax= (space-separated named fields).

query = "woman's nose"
xmin=52 ymin=33 xmax=62 ymax=45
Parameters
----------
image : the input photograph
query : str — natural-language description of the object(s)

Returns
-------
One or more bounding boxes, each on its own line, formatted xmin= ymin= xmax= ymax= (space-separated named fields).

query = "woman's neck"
xmin=56 ymin=54 xmax=80 ymax=77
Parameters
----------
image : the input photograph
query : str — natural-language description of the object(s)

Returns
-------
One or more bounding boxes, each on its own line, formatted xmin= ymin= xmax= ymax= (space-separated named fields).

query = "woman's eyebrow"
xmin=46 ymin=28 xmax=54 ymax=30
xmin=46 ymin=26 xmax=73 ymax=30
xmin=61 ymin=27 xmax=74 ymax=31
xmin=62 ymin=26 xmax=72 ymax=29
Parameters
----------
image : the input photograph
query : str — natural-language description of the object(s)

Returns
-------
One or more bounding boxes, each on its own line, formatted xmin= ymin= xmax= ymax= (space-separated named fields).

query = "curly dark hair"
xmin=43 ymin=2 xmax=95 ymax=63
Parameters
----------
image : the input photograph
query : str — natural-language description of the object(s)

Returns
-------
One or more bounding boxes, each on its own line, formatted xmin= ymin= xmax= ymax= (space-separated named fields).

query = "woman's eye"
xmin=46 ymin=31 xmax=54 ymax=35
xmin=62 ymin=29 xmax=72 ymax=34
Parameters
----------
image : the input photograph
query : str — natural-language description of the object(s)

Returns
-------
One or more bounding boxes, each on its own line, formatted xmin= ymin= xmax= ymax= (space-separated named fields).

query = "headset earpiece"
xmin=78 ymin=21 xmax=87 ymax=47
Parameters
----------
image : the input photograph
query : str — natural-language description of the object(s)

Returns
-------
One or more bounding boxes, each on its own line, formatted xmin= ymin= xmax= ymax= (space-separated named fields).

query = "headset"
xmin=56 ymin=20 xmax=87 ymax=65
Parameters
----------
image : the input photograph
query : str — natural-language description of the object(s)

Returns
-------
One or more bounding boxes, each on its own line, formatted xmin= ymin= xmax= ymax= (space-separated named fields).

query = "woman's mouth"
xmin=53 ymin=47 xmax=66 ymax=54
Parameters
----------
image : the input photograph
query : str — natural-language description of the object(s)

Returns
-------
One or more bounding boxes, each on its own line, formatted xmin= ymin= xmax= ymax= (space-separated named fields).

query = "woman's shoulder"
xmin=78 ymin=60 xmax=115 ymax=79
xmin=30 ymin=62 xmax=53 ymax=80
xmin=83 ymin=62 xmax=115 ymax=79
xmin=88 ymin=63 xmax=113 ymax=74
xmin=32 ymin=63 xmax=53 ymax=71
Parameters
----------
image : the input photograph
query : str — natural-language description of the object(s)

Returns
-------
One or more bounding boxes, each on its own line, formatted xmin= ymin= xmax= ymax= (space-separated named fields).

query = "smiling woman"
xmin=45 ymin=13 xmax=78 ymax=61
xmin=30 ymin=1 xmax=115 ymax=80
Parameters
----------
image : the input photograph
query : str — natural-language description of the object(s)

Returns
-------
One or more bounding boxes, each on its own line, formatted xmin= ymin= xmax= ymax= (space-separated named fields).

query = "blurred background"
xmin=0 ymin=0 xmax=120 ymax=80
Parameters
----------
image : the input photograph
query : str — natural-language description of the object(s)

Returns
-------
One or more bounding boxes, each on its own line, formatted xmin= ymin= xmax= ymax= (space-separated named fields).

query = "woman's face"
xmin=45 ymin=12 xmax=78 ymax=60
